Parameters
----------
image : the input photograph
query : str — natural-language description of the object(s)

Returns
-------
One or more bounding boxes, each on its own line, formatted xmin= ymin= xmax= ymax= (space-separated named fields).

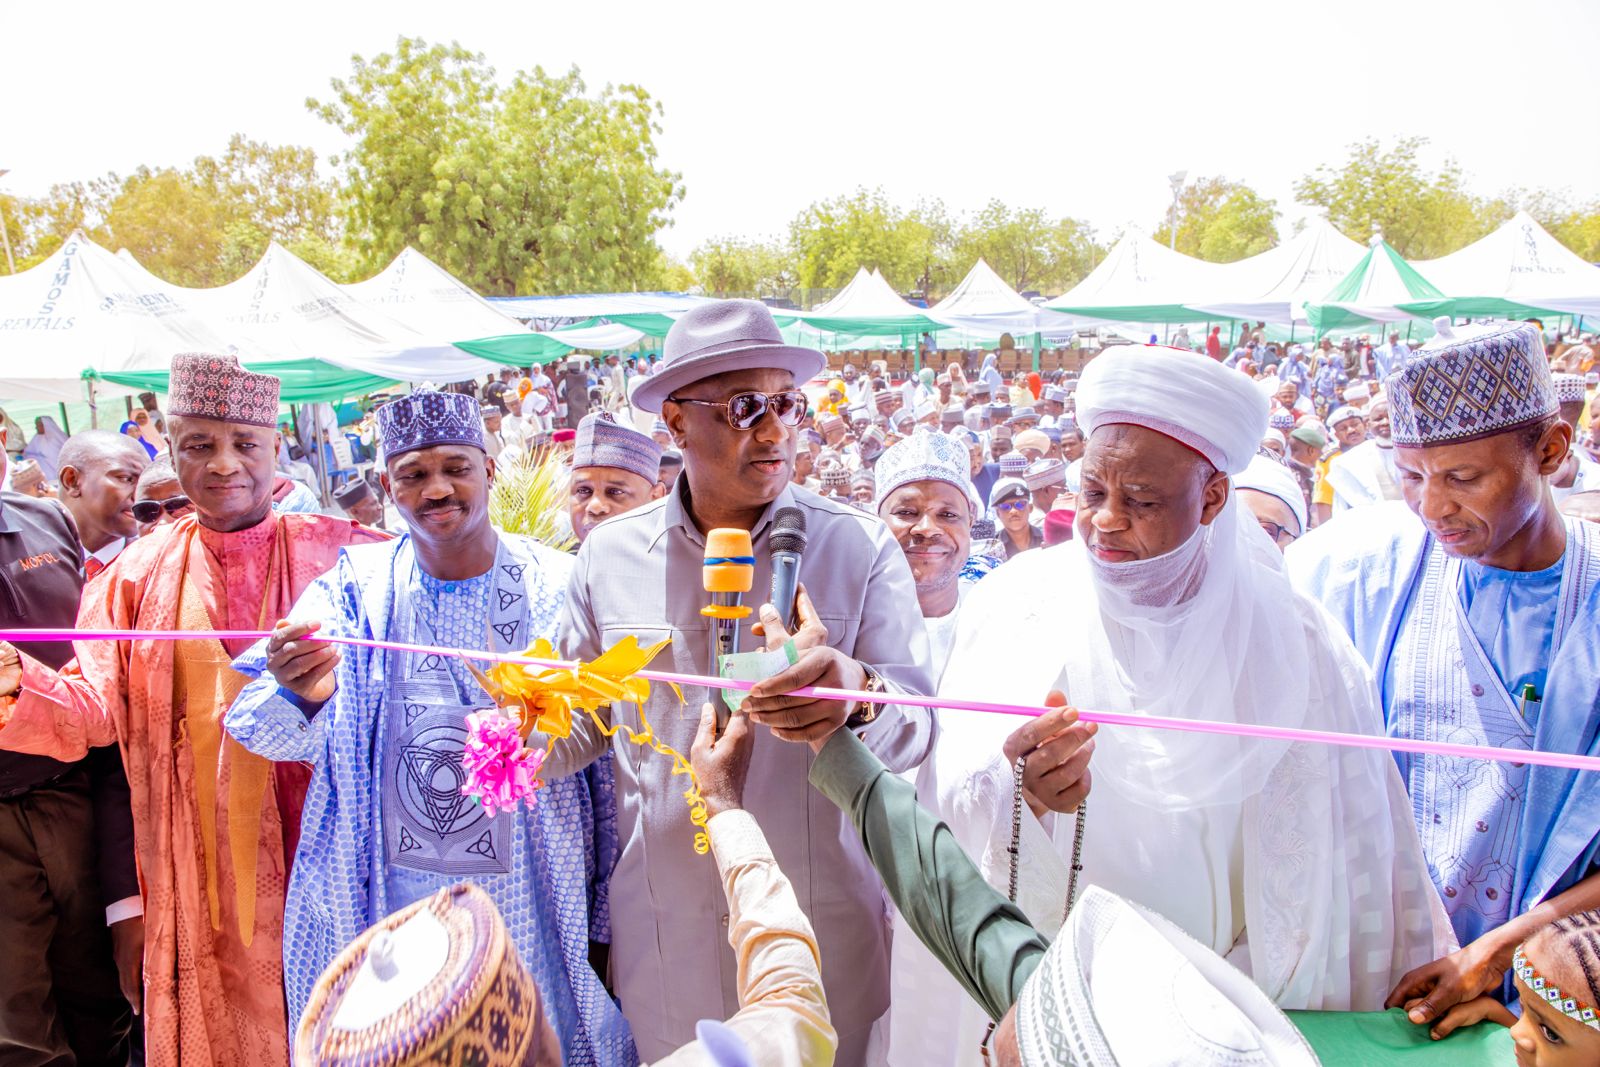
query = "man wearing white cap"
xmin=1552 ymin=372 xmax=1600 ymax=504
xmin=1311 ymin=405 xmax=1367 ymax=525
xmin=1324 ymin=394 xmax=1402 ymax=511
xmin=1289 ymin=320 xmax=1600 ymax=1037
xmin=899 ymin=345 xmax=1451 ymax=1065
xmin=1342 ymin=380 xmax=1371 ymax=412
xmin=1233 ymin=454 xmax=1307 ymax=552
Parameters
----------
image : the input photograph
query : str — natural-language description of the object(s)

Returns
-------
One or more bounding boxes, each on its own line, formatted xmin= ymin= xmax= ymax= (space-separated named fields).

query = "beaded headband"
xmin=1514 ymin=944 xmax=1600 ymax=1031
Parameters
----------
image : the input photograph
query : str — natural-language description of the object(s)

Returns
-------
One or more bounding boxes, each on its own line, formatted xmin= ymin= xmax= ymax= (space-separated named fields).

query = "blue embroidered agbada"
xmin=1289 ymin=502 xmax=1600 ymax=956
xmin=226 ymin=533 xmax=635 ymax=1067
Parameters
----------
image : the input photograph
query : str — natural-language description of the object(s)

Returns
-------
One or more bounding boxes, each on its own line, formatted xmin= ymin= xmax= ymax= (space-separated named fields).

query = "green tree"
xmin=1153 ymin=177 xmax=1279 ymax=262
xmin=101 ymin=167 xmax=231 ymax=286
xmin=1294 ymin=138 xmax=1504 ymax=259
xmin=310 ymin=36 xmax=683 ymax=295
xmin=789 ymin=188 xmax=948 ymax=291
xmin=689 ymin=236 xmax=796 ymax=296
xmin=952 ymin=200 xmax=1104 ymax=291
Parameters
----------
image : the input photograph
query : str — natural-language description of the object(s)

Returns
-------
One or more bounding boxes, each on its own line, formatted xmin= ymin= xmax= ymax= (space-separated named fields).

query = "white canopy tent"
xmin=0 ymin=232 xmax=232 ymax=402
xmin=341 ymin=246 xmax=534 ymax=342
xmin=1189 ymin=219 xmax=1367 ymax=326
xmin=116 ymin=242 xmax=506 ymax=383
xmin=929 ymin=258 xmax=1077 ymax=337
xmin=1044 ymin=229 xmax=1231 ymax=325
xmin=1405 ymin=211 xmax=1600 ymax=321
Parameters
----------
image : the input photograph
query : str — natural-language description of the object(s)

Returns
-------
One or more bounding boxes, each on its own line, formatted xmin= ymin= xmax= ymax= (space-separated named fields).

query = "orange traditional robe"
xmin=0 ymin=510 xmax=387 ymax=1067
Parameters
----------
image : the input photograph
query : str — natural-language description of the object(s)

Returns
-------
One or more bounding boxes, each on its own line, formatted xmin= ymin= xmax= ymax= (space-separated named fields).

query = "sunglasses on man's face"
xmin=132 ymin=496 xmax=192 ymax=524
xmin=668 ymin=389 xmax=809 ymax=431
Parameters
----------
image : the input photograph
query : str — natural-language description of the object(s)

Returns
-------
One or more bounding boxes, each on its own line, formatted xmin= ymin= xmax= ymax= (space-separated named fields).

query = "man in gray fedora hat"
xmin=539 ymin=298 xmax=935 ymax=1064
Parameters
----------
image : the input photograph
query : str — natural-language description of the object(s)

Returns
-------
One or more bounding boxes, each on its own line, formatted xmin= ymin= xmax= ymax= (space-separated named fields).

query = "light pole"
xmin=0 ymin=169 xmax=14 ymax=274
xmin=1167 ymin=170 xmax=1187 ymax=253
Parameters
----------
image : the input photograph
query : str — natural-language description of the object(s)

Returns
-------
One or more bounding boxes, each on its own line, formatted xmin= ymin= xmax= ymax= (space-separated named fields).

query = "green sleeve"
xmin=809 ymin=728 xmax=1048 ymax=1021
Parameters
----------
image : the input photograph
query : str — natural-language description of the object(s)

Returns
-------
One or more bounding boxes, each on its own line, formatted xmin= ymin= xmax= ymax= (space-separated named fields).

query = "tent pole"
xmin=1031 ymin=332 xmax=1041 ymax=373
xmin=86 ymin=377 xmax=98 ymax=430
xmin=58 ymin=402 xmax=70 ymax=436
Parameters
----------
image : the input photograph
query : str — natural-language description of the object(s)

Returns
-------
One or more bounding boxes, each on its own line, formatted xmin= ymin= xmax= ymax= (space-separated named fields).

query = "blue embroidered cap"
xmin=377 ymin=389 xmax=486 ymax=461
xmin=1386 ymin=319 xmax=1557 ymax=446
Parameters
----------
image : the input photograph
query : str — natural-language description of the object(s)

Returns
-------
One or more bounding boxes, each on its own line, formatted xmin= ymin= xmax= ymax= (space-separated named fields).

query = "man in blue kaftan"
xmin=1289 ymin=319 xmax=1600 ymax=1036
xmin=225 ymin=389 xmax=635 ymax=1067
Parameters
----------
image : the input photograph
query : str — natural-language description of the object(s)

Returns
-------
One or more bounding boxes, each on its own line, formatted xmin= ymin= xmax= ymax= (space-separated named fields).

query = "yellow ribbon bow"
xmin=467 ymin=637 xmax=709 ymax=854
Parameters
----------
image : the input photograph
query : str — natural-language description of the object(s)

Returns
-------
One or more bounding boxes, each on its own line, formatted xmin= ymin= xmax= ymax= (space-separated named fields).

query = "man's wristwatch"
xmin=846 ymin=662 xmax=886 ymax=729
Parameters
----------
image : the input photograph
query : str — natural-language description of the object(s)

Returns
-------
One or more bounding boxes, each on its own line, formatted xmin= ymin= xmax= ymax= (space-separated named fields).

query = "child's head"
xmin=1511 ymin=910 xmax=1600 ymax=1065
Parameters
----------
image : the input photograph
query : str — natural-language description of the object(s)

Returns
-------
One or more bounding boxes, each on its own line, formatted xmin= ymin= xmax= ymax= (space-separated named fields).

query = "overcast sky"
xmin=6 ymin=0 xmax=1596 ymax=264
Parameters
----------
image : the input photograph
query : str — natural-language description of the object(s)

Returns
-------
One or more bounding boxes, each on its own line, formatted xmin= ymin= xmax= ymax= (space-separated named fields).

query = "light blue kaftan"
xmin=226 ymin=533 xmax=635 ymax=1067
xmin=1289 ymin=503 xmax=1600 ymax=965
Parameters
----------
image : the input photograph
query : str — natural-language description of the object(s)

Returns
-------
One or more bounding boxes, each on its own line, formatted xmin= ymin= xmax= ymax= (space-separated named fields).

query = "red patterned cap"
xmin=168 ymin=353 xmax=280 ymax=428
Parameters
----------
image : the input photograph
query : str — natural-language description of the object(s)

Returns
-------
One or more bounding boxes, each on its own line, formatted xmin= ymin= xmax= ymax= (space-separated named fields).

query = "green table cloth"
xmin=1288 ymin=1008 xmax=1513 ymax=1065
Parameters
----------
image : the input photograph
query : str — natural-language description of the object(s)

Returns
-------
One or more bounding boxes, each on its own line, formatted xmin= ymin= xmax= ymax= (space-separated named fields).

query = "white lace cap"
xmin=1016 ymin=887 xmax=1317 ymax=1067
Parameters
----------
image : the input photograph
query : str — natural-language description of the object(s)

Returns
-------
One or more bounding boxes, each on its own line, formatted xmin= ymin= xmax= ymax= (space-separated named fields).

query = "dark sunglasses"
xmin=994 ymin=499 xmax=1031 ymax=514
xmin=132 ymin=496 xmax=192 ymax=524
xmin=668 ymin=390 xmax=808 ymax=430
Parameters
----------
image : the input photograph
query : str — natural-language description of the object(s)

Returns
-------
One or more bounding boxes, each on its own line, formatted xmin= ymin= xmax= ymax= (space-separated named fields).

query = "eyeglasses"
xmin=667 ymin=390 xmax=809 ymax=430
xmin=994 ymin=499 xmax=1031 ymax=514
xmin=1257 ymin=520 xmax=1298 ymax=544
xmin=132 ymin=496 xmax=192 ymax=524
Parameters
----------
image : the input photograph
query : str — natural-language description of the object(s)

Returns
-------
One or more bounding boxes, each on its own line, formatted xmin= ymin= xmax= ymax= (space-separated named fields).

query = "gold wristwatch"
xmin=847 ymin=662 xmax=886 ymax=729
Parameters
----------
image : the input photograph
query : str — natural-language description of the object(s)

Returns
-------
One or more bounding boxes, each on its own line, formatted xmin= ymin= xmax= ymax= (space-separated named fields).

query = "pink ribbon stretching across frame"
xmin=5 ymin=627 xmax=1599 ymax=774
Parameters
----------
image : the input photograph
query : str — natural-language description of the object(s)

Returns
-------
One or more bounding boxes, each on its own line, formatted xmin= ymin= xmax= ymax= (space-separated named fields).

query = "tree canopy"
xmin=1152 ymin=176 xmax=1279 ymax=263
xmin=310 ymin=36 xmax=683 ymax=296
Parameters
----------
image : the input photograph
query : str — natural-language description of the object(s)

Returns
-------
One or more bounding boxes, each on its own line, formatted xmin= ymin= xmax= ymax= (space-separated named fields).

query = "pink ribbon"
xmin=7 ymin=627 xmax=1599 ymax=774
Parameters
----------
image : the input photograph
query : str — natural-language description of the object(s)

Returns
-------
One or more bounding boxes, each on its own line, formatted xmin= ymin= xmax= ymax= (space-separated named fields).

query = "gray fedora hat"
xmin=630 ymin=299 xmax=826 ymax=414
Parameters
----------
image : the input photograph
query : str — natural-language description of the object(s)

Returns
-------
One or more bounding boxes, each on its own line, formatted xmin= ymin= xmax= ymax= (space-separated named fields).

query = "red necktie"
xmin=84 ymin=556 xmax=105 ymax=581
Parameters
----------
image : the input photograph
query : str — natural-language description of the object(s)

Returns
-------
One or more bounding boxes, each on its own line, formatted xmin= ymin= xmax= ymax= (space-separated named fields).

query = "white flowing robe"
xmin=888 ymin=538 xmax=1454 ymax=1066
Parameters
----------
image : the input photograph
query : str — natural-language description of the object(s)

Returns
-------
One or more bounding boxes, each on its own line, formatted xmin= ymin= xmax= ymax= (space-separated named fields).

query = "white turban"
xmin=1232 ymin=454 xmax=1308 ymax=536
xmin=1077 ymin=345 xmax=1268 ymax=475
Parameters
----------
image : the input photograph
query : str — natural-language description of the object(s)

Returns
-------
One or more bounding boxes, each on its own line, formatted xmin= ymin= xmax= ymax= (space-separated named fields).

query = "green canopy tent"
xmin=1304 ymin=237 xmax=1446 ymax=336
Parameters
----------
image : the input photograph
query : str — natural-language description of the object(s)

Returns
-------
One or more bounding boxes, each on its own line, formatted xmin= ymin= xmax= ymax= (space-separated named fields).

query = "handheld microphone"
xmin=768 ymin=507 xmax=808 ymax=633
xmin=702 ymin=529 xmax=754 ymax=728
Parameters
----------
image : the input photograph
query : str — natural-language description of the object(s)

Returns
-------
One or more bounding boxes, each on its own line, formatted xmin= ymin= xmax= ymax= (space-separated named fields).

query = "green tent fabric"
xmin=88 ymin=361 xmax=398 ymax=404
xmin=1305 ymin=241 xmax=1446 ymax=335
xmin=454 ymin=333 xmax=585 ymax=366
xmin=1398 ymin=295 xmax=1566 ymax=322
xmin=1287 ymin=1009 xmax=1512 ymax=1065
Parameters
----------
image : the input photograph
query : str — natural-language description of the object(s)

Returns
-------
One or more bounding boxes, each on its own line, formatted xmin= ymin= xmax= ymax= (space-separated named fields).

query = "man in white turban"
xmin=896 ymin=345 xmax=1452 ymax=1065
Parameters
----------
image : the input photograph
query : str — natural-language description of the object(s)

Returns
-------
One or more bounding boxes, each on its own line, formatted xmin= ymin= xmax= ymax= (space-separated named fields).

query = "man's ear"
xmin=1199 ymin=467 xmax=1231 ymax=525
xmin=58 ymin=465 xmax=83 ymax=497
xmin=1537 ymin=420 xmax=1574 ymax=478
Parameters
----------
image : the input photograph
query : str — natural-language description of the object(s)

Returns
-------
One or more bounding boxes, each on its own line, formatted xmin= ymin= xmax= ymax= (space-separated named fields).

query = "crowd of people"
xmin=0 ymin=301 xmax=1598 ymax=1067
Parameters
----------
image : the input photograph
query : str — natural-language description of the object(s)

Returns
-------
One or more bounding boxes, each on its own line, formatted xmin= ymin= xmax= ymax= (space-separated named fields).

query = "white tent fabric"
xmin=1189 ymin=219 xmax=1367 ymax=325
xmin=0 ymin=233 xmax=231 ymax=401
xmin=793 ymin=267 xmax=926 ymax=319
xmin=1044 ymin=229 xmax=1230 ymax=323
xmin=116 ymin=243 xmax=504 ymax=381
xmin=341 ymin=247 xmax=532 ymax=341
xmin=1411 ymin=210 xmax=1600 ymax=319
xmin=487 ymin=290 xmax=710 ymax=328
xmin=539 ymin=321 xmax=648 ymax=350
xmin=930 ymin=258 xmax=1077 ymax=335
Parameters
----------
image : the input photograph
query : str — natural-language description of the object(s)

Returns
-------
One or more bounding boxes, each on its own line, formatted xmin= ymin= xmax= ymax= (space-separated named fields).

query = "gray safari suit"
xmin=543 ymin=479 xmax=935 ymax=1064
